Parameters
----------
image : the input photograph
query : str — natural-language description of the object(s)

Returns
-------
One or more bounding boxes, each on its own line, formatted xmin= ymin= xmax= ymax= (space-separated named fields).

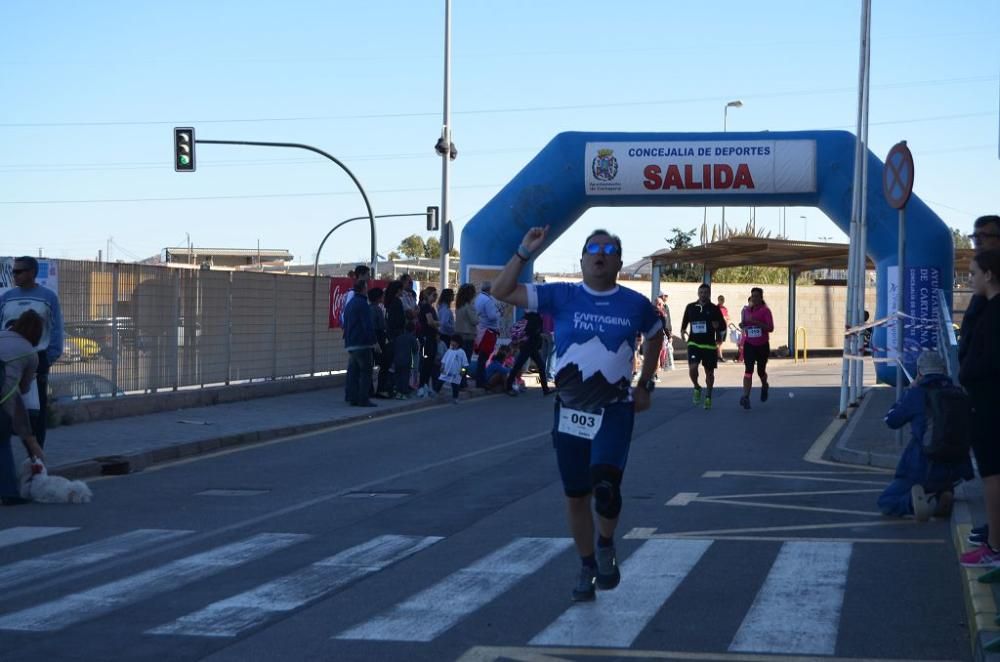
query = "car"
xmin=64 ymin=317 xmax=135 ymax=358
xmin=65 ymin=335 xmax=101 ymax=361
xmin=47 ymin=373 xmax=123 ymax=402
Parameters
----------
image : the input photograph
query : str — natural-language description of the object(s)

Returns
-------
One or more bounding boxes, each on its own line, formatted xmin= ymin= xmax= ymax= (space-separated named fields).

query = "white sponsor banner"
xmin=585 ymin=140 xmax=817 ymax=196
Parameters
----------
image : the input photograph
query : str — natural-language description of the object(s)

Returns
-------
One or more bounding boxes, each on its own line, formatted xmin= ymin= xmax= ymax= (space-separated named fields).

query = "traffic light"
xmin=174 ymin=127 xmax=196 ymax=172
xmin=426 ymin=206 xmax=439 ymax=232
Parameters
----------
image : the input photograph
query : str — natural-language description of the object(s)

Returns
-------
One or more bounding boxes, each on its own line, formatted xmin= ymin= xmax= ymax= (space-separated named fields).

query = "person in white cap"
xmin=879 ymin=349 xmax=972 ymax=522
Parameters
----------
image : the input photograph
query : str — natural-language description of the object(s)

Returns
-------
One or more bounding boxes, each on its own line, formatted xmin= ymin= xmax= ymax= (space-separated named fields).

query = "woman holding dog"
xmin=1 ymin=309 xmax=45 ymax=505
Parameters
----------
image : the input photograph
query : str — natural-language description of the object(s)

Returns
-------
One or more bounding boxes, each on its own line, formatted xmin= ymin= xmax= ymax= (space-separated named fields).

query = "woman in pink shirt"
xmin=739 ymin=287 xmax=775 ymax=410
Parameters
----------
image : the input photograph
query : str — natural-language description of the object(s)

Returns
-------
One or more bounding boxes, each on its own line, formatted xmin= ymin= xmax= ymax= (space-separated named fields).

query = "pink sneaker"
xmin=960 ymin=544 xmax=1000 ymax=568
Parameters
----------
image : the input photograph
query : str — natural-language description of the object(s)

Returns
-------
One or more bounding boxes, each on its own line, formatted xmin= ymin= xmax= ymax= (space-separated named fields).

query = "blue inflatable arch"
xmin=460 ymin=130 xmax=953 ymax=383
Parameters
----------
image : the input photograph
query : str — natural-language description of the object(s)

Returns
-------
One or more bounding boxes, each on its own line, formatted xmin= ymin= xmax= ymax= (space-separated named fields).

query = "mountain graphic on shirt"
xmin=554 ymin=336 xmax=635 ymax=412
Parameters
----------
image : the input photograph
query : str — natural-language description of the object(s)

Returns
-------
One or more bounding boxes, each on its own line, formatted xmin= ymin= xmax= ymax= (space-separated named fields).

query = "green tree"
xmin=953 ymin=227 xmax=972 ymax=250
xmin=425 ymin=237 xmax=442 ymax=259
xmin=387 ymin=250 xmax=403 ymax=261
xmin=666 ymin=227 xmax=697 ymax=250
xmin=396 ymin=234 xmax=426 ymax=258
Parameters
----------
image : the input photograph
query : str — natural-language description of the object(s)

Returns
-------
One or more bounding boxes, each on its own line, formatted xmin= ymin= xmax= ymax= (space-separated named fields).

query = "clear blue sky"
xmin=2 ymin=1 xmax=997 ymax=274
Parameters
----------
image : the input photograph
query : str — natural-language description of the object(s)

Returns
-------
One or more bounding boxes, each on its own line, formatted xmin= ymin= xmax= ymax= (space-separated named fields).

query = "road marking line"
xmin=705 ymin=470 xmax=887 ymax=476
xmin=530 ymin=539 xmax=713 ymax=648
xmin=456 ymin=644 xmax=959 ymax=662
xmin=692 ymin=497 xmax=881 ymax=517
xmin=729 ymin=541 xmax=852 ymax=655
xmin=0 ymin=532 xmax=308 ymax=632
xmin=666 ymin=492 xmax=700 ymax=506
xmin=143 ymin=393 xmax=505 ymax=472
xmin=623 ymin=527 xmax=658 ymax=539
xmin=0 ymin=529 xmax=193 ymax=591
xmin=335 ymin=537 xmax=572 ymax=642
xmin=676 ymin=535 xmax=942 ymax=544
xmin=644 ymin=519 xmax=911 ymax=538
xmin=0 ymin=526 xmax=77 ymax=549
xmin=697 ymin=488 xmax=881 ymax=500
xmin=148 ymin=534 xmax=442 ymax=637
xmin=803 ymin=415 xmax=847 ymax=465
xmin=712 ymin=472 xmax=887 ymax=486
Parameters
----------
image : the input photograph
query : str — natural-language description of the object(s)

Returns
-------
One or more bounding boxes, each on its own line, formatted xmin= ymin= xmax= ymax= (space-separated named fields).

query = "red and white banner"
xmin=329 ymin=278 xmax=387 ymax=329
xmin=585 ymin=140 xmax=816 ymax=196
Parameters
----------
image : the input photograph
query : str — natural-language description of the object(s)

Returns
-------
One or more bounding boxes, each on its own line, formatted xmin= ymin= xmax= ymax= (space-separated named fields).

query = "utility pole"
xmin=438 ymin=0 xmax=454 ymax=290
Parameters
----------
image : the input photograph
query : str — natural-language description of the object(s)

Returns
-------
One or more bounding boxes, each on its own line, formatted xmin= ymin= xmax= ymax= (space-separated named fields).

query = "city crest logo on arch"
xmin=592 ymin=148 xmax=619 ymax=181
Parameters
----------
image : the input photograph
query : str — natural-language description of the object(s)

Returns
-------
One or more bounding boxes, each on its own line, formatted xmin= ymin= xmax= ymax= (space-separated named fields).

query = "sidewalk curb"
xmin=825 ymin=393 xmax=899 ymax=470
xmin=954 ymin=483 xmax=1000 ymax=662
xmin=51 ymin=389 xmax=500 ymax=481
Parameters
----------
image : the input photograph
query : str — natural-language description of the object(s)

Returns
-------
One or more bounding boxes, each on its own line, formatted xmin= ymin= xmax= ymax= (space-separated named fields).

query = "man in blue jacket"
xmin=0 ymin=256 xmax=63 ymax=449
xmin=879 ymin=350 xmax=973 ymax=520
xmin=342 ymin=279 xmax=377 ymax=408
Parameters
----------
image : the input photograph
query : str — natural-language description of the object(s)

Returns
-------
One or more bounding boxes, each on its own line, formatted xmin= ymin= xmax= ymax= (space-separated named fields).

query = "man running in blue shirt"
xmin=493 ymin=226 xmax=663 ymax=601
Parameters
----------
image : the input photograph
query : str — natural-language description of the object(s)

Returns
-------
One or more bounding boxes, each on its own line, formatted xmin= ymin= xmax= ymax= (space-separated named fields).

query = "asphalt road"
xmin=0 ymin=361 xmax=971 ymax=662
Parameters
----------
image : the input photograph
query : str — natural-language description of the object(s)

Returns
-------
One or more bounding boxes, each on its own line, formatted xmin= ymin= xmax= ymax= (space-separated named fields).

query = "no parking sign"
xmin=883 ymin=141 xmax=914 ymax=210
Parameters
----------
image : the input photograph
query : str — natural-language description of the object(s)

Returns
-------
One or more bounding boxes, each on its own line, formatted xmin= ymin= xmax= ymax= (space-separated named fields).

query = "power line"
xmin=0 ymin=183 xmax=502 ymax=205
xmin=0 ymin=110 xmax=993 ymax=174
xmin=0 ymin=75 xmax=994 ymax=128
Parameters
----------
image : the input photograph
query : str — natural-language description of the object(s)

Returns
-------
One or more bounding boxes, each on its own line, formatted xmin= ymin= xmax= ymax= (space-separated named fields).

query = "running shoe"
xmin=571 ymin=564 xmax=597 ymax=601
xmin=704 ymin=396 xmax=712 ymax=410
xmin=911 ymin=485 xmax=932 ymax=522
xmin=760 ymin=382 xmax=770 ymax=402
xmin=595 ymin=546 xmax=621 ymax=590
xmin=960 ymin=544 xmax=1000 ymax=568
xmin=739 ymin=395 xmax=751 ymax=410
xmin=970 ymin=527 xmax=989 ymax=546
xmin=692 ymin=388 xmax=702 ymax=405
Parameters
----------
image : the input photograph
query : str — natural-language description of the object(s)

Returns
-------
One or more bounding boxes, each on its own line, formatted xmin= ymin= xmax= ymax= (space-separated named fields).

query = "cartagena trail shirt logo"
xmin=591 ymin=149 xmax=619 ymax=181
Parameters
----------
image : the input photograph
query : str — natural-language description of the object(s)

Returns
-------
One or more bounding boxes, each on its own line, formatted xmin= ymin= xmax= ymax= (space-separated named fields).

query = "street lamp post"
xmin=800 ymin=215 xmax=808 ymax=241
xmin=310 ymin=211 xmax=436 ymax=377
xmin=721 ymin=100 xmax=743 ymax=238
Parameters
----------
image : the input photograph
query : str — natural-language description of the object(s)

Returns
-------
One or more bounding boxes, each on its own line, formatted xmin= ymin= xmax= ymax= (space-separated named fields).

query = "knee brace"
xmin=744 ymin=372 xmax=753 ymax=379
xmin=591 ymin=464 xmax=623 ymax=519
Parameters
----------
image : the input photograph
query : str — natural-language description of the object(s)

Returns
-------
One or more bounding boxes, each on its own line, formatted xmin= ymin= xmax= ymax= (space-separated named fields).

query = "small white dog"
xmin=19 ymin=459 xmax=93 ymax=504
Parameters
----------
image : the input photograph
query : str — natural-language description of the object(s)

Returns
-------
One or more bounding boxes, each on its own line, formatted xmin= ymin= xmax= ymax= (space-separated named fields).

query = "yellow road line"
xmin=455 ymin=645 xmax=959 ymax=662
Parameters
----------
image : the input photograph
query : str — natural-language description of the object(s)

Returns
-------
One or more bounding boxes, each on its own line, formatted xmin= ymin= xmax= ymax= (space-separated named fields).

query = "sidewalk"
xmin=31 ymin=386 xmax=493 ymax=480
xmin=826 ymin=384 xmax=1000 ymax=662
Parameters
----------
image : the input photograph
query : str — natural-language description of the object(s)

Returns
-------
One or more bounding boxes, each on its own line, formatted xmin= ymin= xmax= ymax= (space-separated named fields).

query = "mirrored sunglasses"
xmin=585 ymin=242 xmax=617 ymax=256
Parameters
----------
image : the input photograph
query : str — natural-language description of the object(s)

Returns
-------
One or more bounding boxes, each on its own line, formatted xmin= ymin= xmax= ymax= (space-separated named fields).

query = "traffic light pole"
xmin=195 ymin=139 xmax=377 ymax=274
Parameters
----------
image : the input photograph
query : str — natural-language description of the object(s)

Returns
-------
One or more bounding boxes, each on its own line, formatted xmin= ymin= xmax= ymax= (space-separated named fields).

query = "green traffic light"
xmin=178 ymin=155 xmax=191 ymax=166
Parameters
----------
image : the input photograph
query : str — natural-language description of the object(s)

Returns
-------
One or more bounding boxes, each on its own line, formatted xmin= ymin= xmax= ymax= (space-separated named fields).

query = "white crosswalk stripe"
xmin=729 ymin=540 xmax=853 ymax=656
xmin=335 ymin=537 xmax=573 ymax=642
xmin=0 ymin=526 xmax=77 ymax=550
xmin=0 ymin=532 xmax=309 ymax=632
xmin=0 ymin=529 xmax=193 ymax=591
xmin=529 ymin=538 xmax=714 ymax=648
xmin=147 ymin=534 xmax=443 ymax=637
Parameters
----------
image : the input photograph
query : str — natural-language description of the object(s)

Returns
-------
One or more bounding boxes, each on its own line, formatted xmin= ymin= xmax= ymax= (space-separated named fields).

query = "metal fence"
xmin=51 ymin=260 xmax=347 ymax=400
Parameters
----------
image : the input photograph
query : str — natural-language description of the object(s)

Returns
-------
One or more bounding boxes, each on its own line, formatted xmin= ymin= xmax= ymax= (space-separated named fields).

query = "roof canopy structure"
xmin=646 ymin=237 xmax=973 ymax=275
xmin=646 ymin=237 xmax=874 ymax=272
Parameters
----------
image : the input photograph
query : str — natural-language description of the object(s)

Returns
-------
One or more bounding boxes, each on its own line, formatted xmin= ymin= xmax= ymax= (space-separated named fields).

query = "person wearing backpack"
xmin=879 ymin=350 xmax=973 ymax=521
xmin=958 ymin=248 xmax=1000 ymax=567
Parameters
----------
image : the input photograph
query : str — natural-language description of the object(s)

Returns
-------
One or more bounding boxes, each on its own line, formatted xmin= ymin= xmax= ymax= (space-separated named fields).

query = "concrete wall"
xmin=545 ymin=277 xmax=877 ymax=350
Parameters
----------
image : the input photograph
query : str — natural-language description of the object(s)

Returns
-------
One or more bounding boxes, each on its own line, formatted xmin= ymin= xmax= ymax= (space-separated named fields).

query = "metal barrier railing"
xmin=49 ymin=259 xmax=348 ymax=402
xmin=794 ymin=327 xmax=808 ymax=363
xmin=936 ymin=287 xmax=959 ymax=381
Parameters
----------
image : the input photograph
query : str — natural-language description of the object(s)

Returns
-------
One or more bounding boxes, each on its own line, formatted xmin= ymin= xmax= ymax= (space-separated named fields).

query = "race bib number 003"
xmin=691 ymin=321 xmax=707 ymax=334
xmin=747 ymin=327 xmax=763 ymax=339
xmin=558 ymin=406 xmax=604 ymax=440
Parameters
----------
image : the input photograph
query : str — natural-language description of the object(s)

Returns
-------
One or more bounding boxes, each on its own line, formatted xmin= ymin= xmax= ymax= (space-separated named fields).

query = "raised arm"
xmin=492 ymin=226 xmax=549 ymax=309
